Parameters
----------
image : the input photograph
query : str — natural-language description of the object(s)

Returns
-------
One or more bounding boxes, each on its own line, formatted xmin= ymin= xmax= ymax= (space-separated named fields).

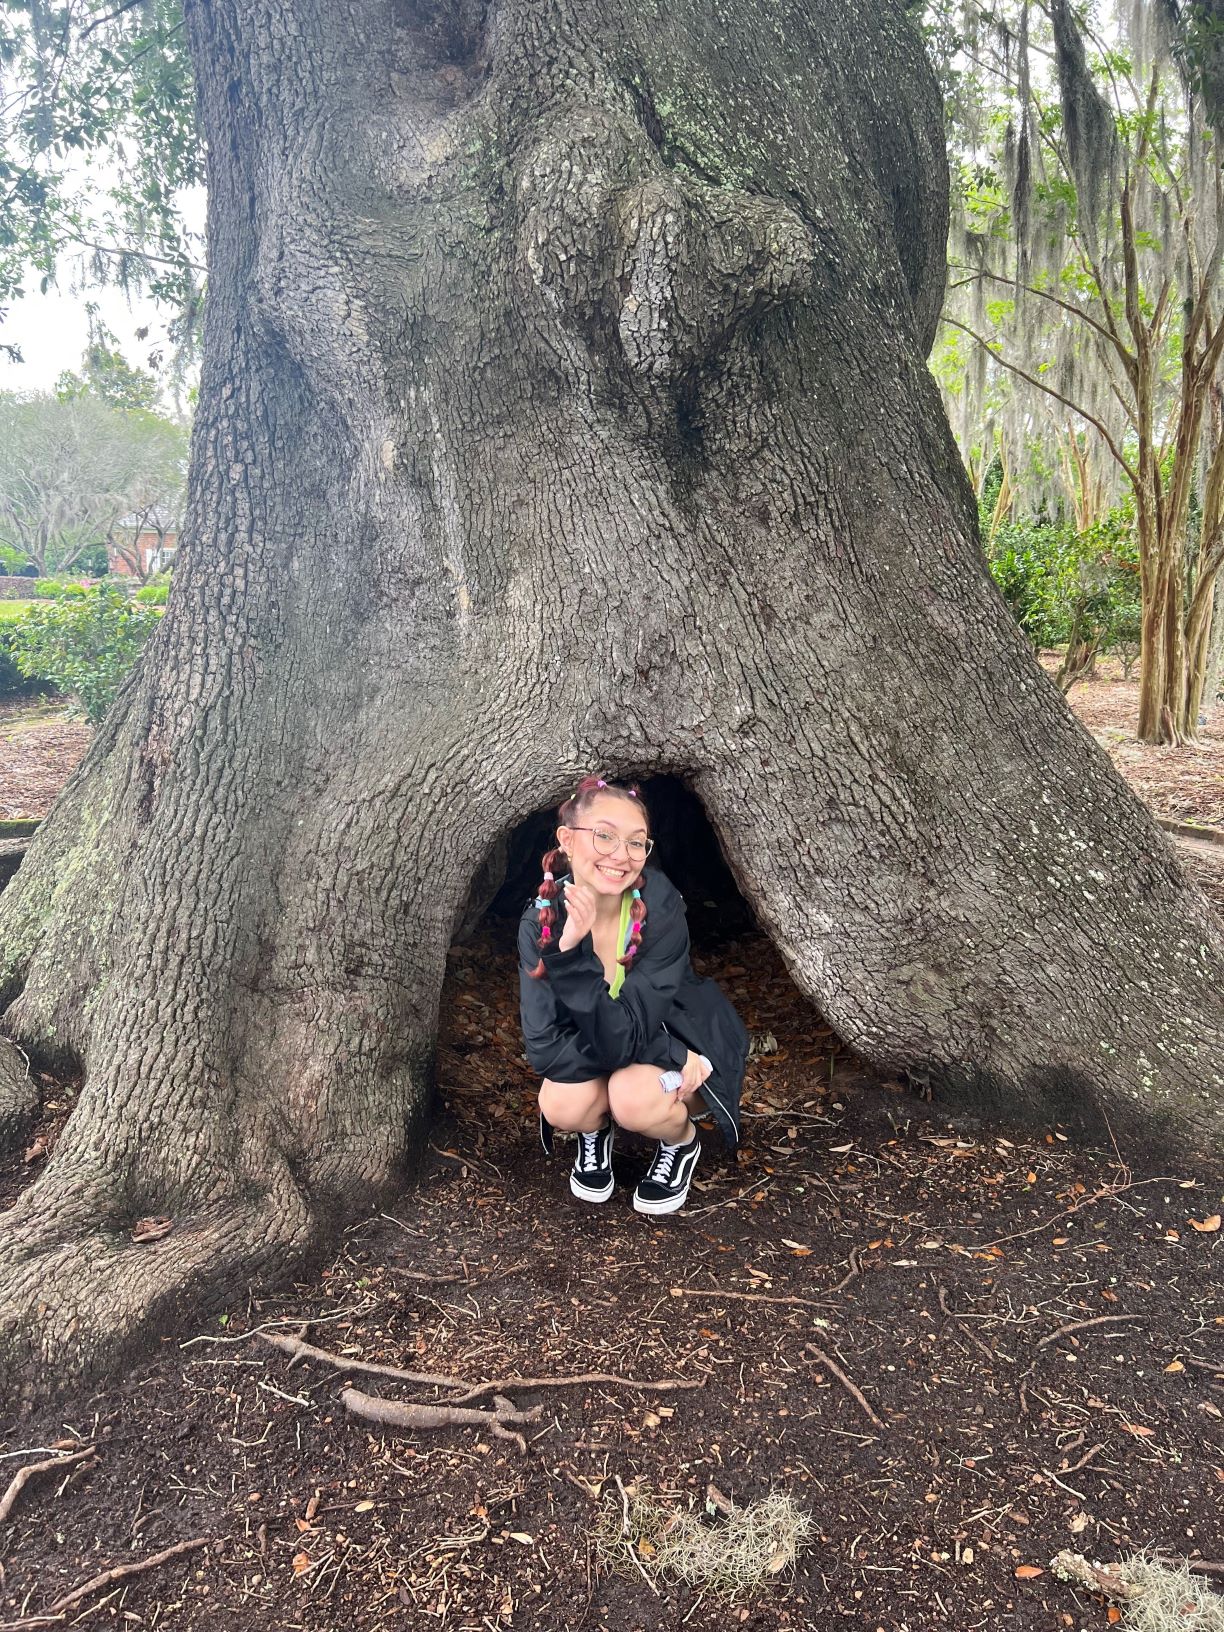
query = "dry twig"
xmin=803 ymin=1343 xmax=886 ymax=1429
xmin=826 ymin=1247 xmax=864 ymax=1297
xmin=670 ymin=1287 xmax=830 ymax=1312
xmin=258 ymin=1331 xmax=466 ymax=1390
xmin=1034 ymin=1313 xmax=1144 ymax=1352
xmin=977 ymin=1176 xmax=1182 ymax=1250
xmin=1063 ymin=1443 xmax=1107 ymax=1475
xmin=938 ymin=1287 xmax=1001 ymax=1364
xmin=46 ymin=1537 xmax=212 ymax=1615
xmin=449 ymin=1371 xmax=703 ymax=1404
xmin=0 ymin=1448 xmax=96 ymax=1525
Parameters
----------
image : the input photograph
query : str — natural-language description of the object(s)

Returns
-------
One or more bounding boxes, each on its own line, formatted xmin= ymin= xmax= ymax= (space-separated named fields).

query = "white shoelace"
xmin=577 ymin=1131 xmax=604 ymax=1172
xmin=650 ymin=1145 xmax=678 ymax=1183
xmin=650 ymin=1134 xmax=691 ymax=1184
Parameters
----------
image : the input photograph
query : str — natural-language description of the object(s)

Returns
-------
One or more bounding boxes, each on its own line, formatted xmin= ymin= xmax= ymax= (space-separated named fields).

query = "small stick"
xmin=938 ymin=1288 xmax=999 ymax=1364
xmin=258 ymin=1331 xmax=466 ymax=1390
xmin=804 ymin=1343 xmax=886 ymax=1429
xmin=0 ymin=1448 xmax=96 ymax=1524
xmin=46 ymin=1537 xmax=211 ymax=1615
xmin=1034 ymin=1314 xmax=1143 ymax=1352
xmin=1062 ymin=1443 xmax=1106 ymax=1475
xmin=1188 ymin=1563 xmax=1224 ymax=1579
xmin=1041 ymin=1468 xmax=1087 ymax=1500
xmin=340 ymin=1387 xmax=544 ymax=1453
xmin=977 ymin=1176 xmax=1181 ymax=1251
xmin=449 ymin=1371 xmax=703 ymax=1405
xmin=670 ymin=1287 xmax=829 ymax=1311
xmin=614 ymin=1475 xmax=659 ymax=1598
xmin=827 ymin=1248 xmax=863 ymax=1297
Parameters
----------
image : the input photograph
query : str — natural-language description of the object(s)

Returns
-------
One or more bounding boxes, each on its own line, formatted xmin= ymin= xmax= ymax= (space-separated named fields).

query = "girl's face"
xmin=558 ymin=794 xmax=651 ymax=899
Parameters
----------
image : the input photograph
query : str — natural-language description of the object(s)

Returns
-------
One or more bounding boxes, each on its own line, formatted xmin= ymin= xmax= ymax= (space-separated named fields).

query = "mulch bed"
xmin=1039 ymin=656 xmax=1224 ymax=830
xmin=1 ymin=922 xmax=1220 ymax=1631
xmin=0 ymin=701 xmax=91 ymax=822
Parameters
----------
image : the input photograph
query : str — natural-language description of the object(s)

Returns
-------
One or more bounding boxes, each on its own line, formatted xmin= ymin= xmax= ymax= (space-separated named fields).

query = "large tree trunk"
xmin=1 ymin=0 xmax=1221 ymax=1400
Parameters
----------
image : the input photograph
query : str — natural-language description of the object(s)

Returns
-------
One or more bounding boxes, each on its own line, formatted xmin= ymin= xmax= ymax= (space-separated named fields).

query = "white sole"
xmin=570 ymin=1172 xmax=615 ymax=1202
xmin=633 ymin=1141 xmax=701 ymax=1214
xmin=632 ymin=1186 xmax=692 ymax=1214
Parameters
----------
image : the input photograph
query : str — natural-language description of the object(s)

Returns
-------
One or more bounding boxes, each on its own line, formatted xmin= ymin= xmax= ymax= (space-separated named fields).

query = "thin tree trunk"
xmin=0 ymin=0 xmax=1220 ymax=1401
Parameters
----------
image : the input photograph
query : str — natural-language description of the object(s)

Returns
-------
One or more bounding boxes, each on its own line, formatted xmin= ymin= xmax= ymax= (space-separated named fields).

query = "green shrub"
xmin=7 ymin=588 xmax=161 ymax=722
xmin=29 ymin=578 xmax=90 ymax=601
xmin=133 ymin=578 xmax=170 ymax=605
xmin=983 ymin=500 xmax=1142 ymax=664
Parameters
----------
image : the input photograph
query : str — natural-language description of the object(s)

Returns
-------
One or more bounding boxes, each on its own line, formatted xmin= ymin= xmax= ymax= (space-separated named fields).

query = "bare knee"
xmin=539 ymin=1077 xmax=609 ymax=1133
xmin=608 ymin=1064 xmax=678 ymax=1136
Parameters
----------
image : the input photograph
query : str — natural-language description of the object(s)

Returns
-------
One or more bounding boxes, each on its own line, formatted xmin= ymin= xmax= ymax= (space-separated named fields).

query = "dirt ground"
xmin=1 ymin=926 xmax=1222 ymax=1631
xmin=0 ymin=673 xmax=1221 ymax=1631
xmin=0 ymin=700 xmax=91 ymax=821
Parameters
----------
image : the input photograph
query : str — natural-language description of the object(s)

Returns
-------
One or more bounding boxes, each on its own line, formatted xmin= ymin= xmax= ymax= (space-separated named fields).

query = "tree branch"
xmin=941 ymin=315 xmax=1139 ymax=484
xmin=947 ymin=265 xmax=1130 ymax=359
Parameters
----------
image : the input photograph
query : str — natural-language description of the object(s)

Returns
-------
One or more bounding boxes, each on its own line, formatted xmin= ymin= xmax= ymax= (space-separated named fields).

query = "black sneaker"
xmin=633 ymin=1128 xmax=701 ymax=1215
xmin=570 ymin=1122 xmax=615 ymax=1202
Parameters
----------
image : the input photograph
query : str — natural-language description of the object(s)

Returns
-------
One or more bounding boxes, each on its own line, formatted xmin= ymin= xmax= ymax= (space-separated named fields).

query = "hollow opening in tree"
xmin=438 ymin=776 xmax=864 ymax=1158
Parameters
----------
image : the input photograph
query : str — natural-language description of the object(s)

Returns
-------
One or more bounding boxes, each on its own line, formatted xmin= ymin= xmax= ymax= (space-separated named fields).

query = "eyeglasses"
xmin=567 ymin=825 xmax=654 ymax=861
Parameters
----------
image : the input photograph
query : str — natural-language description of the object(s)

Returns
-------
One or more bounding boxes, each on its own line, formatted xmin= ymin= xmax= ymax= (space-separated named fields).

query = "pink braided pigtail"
xmin=528 ymin=843 xmax=566 ymax=980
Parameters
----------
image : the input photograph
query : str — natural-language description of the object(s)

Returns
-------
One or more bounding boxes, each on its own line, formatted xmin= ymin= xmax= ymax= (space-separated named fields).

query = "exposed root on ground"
xmin=260 ymin=1326 xmax=703 ymax=1402
xmin=340 ymin=1386 xmax=545 ymax=1452
xmin=0 ymin=1445 xmax=96 ymax=1523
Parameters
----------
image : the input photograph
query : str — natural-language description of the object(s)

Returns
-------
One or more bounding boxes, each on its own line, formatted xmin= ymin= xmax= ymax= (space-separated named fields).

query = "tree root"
xmin=258 ymin=1330 xmax=467 ymax=1390
xmin=341 ymin=1385 xmax=544 ymax=1452
xmin=0 ymin=1038 xmax=37 ymax=1156
xmin=46 ymin=1536 xmax=213 ymax=1616
xmin=259 ymin=1329 xmax=702 ymax=1401
xmin=0 ymin=1446 xmax=96 ymax=1524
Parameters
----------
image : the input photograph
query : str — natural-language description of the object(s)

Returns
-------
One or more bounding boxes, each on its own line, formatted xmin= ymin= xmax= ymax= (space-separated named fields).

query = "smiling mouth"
xmin=595 ymin=864 xmax=629 ymax=880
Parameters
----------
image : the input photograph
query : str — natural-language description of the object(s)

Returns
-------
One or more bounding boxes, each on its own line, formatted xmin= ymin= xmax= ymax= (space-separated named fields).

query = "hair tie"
xmin=596 ymin=778 xmax=607 ymax=788
xmin=631 ymin=889 xmax=641 ymax=900
xmin=540 ymin=924 xmax=551 ymax=941
xmin=534 ymin=896 xmax=550 ymax=909
xmin=543 ymin=871 xmax=554 ymax=881
xmin=628 ymin=789 xmax=637 ymax=797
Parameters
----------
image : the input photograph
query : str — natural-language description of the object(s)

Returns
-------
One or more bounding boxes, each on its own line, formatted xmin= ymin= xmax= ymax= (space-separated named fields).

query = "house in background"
xmin=107 ymin=509 xmax=179 ymax=579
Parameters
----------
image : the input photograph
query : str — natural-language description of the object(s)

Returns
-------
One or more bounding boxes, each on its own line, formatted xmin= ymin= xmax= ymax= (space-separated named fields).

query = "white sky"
xmin=0 ymin=277 xmax=180 ymax=393
xmin=0 ymin=149 xmax=206 ymax=404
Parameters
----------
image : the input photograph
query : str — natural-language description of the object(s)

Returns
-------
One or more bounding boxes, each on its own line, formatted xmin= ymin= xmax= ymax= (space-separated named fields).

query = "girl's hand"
xmin=558 ymin=881 xmax=598 ymax=951
xmin=676 ymin=1048 xmax=712 ymax=1102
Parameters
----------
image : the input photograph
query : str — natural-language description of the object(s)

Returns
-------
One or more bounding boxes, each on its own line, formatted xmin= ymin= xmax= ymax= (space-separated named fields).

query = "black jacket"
xmin=517 ymin=865 xmax=747 ymax=1146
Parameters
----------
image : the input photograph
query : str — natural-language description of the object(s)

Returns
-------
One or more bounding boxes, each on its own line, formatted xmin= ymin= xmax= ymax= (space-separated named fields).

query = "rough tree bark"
xmin=0 ymin=0 xmax=1221 ymax=1398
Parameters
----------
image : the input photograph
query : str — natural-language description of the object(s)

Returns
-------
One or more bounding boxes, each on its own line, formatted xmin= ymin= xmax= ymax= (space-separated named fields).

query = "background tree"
xmin=0 ymin=0 xmax=202 ymax=359
xmin=0 ymin=0 xmax=1219 ymax=1401
xmin=928 ymin=0 xmax=1224 ymax=744
xmin=56 ymin=339 xmax=161 ymax=412
xmin=0 ymin=388 xmax=186 ymax=575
